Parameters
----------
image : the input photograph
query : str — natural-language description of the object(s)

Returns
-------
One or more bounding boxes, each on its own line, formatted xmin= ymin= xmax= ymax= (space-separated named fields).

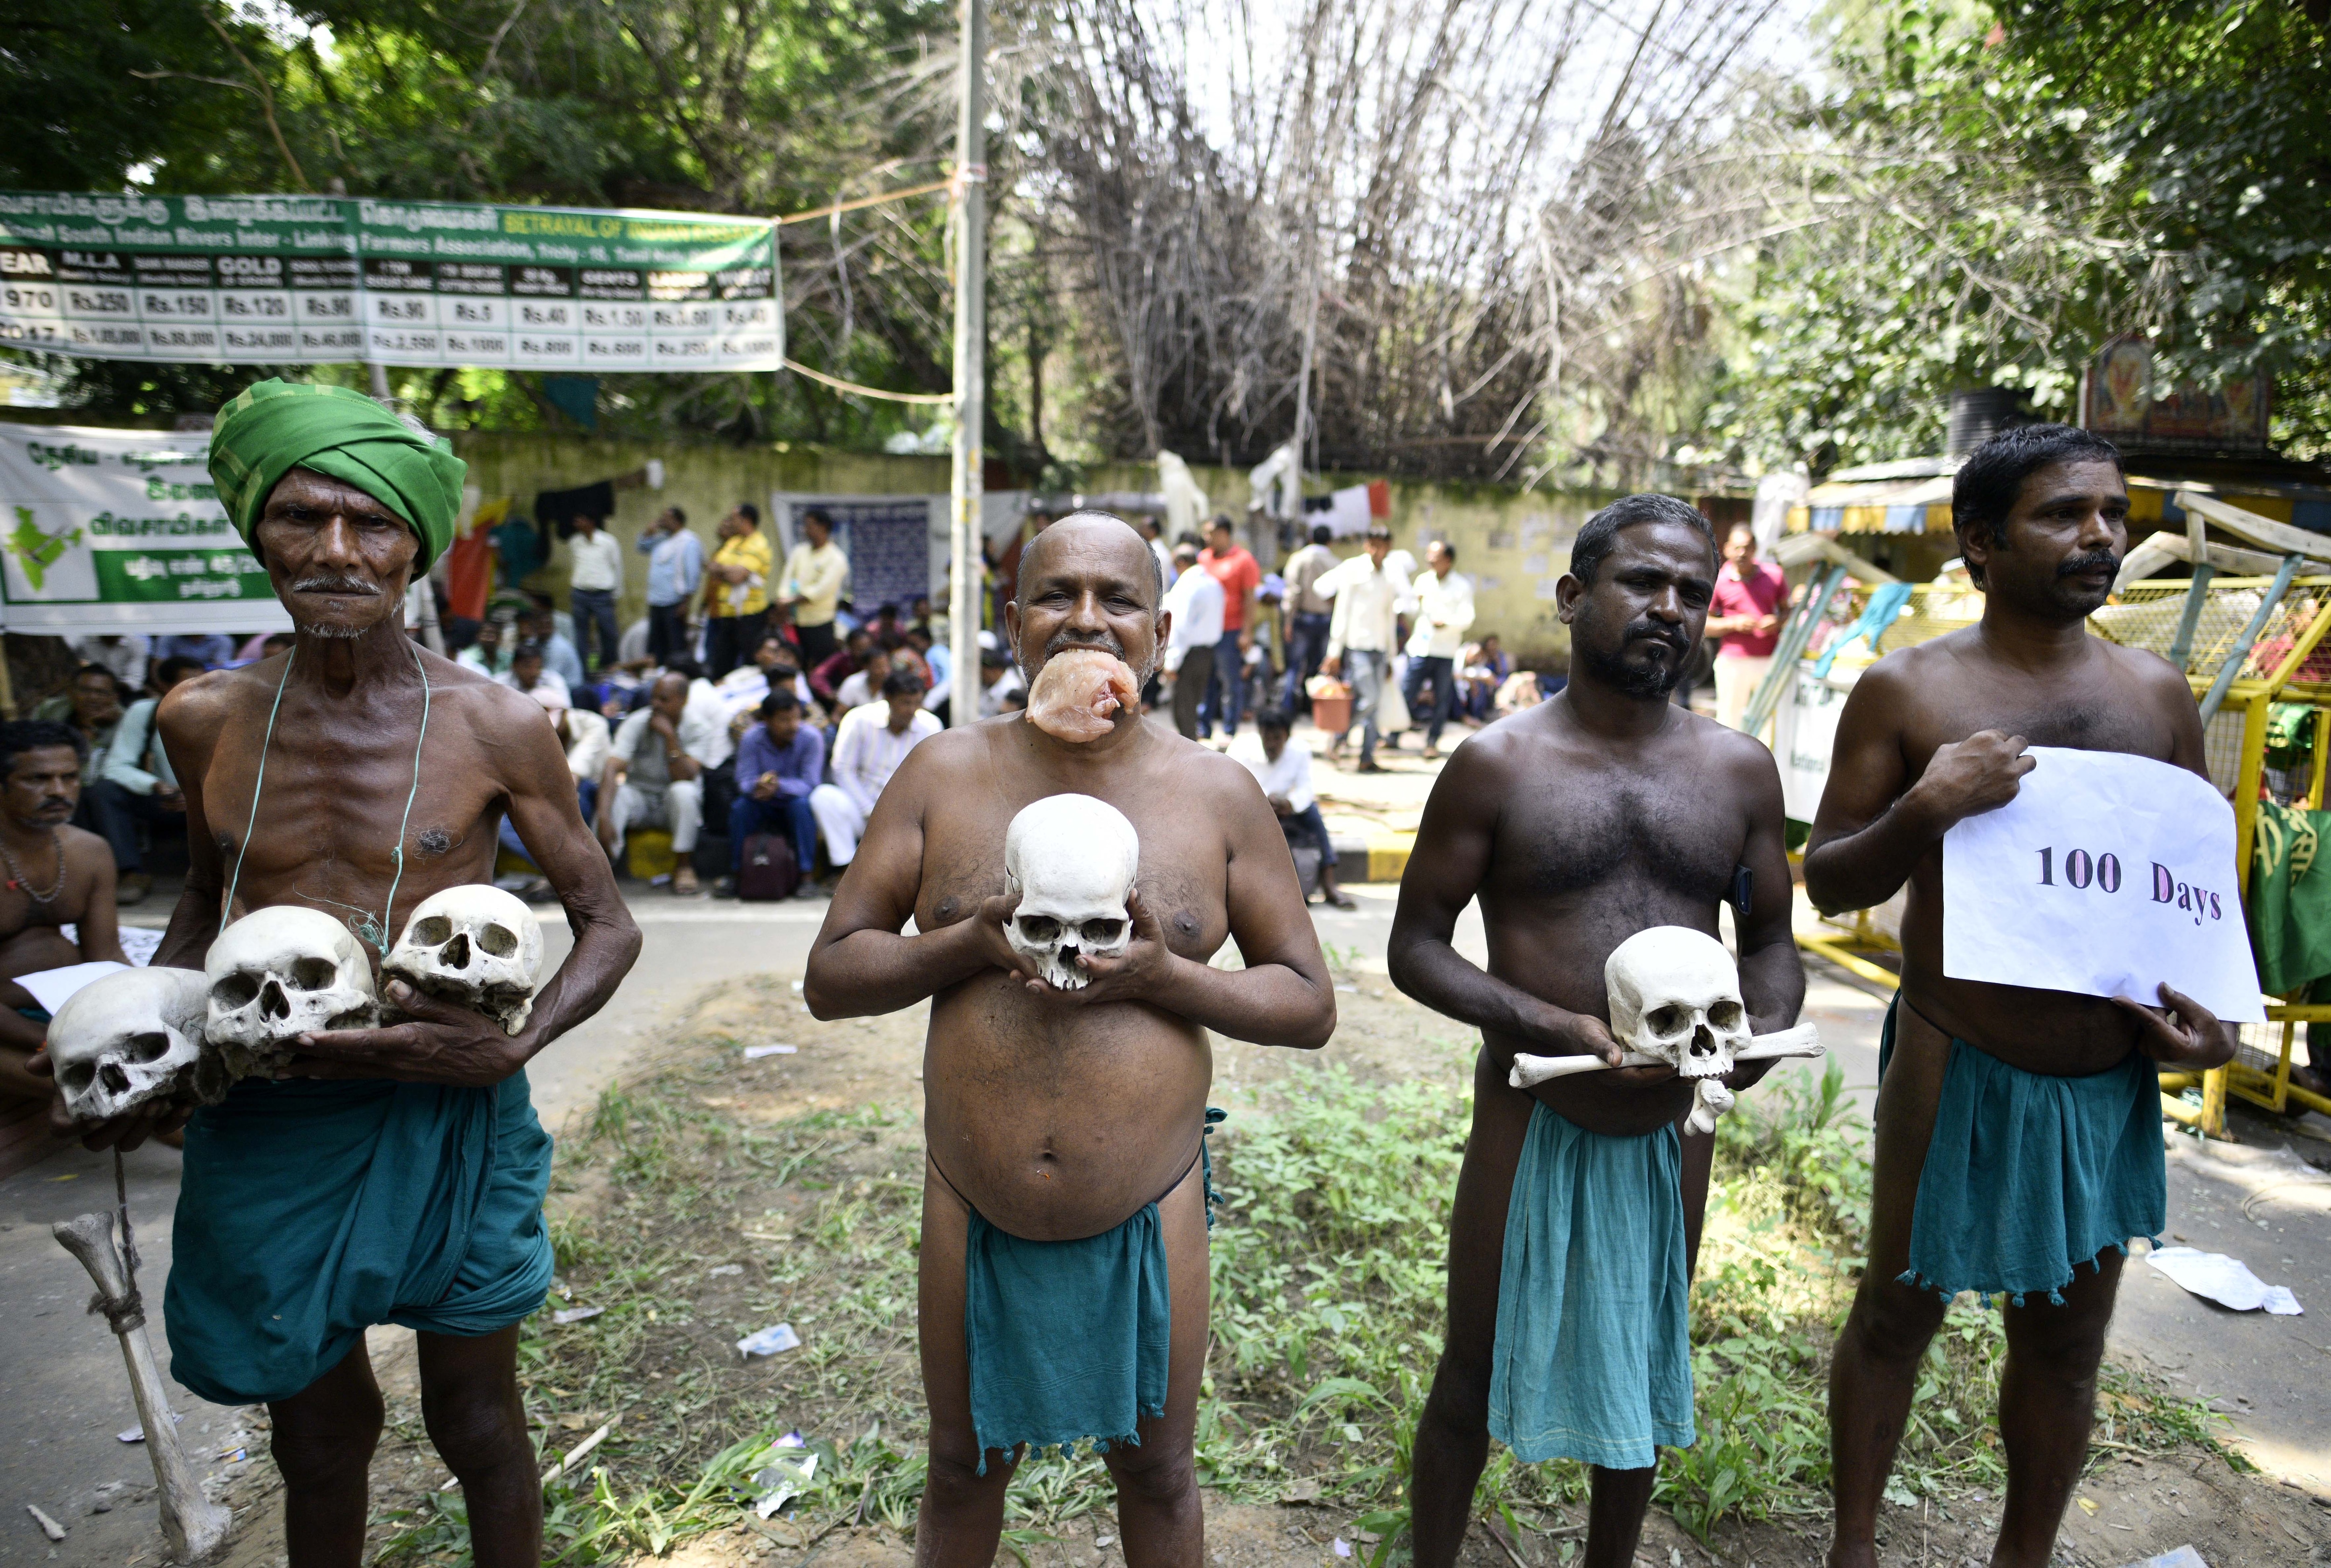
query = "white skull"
xmin=383 ymin=885 xmax=544 ymax=1035
xmin=1603 ymin=926 xmax=1752 ymax=1081
xmin=204 ymin=906 xmax=378 ymax=1077
xmin=47 ymin=967 xmax=215 ymax=1122
xmin=1003 ymin=793 xmax=1140 ymax=990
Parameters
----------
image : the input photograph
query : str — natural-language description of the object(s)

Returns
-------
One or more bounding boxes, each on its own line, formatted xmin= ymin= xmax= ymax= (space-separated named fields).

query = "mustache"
xmin=1043 ymin=629 xmax=1127 ymax=661
xmin=1623 ymin=619 xmax=1690 ymax=651
xmin=291 ymin=574 xmax=381 ymax=597
xmin=2056 ymin=550 xmax=2120 ymax=579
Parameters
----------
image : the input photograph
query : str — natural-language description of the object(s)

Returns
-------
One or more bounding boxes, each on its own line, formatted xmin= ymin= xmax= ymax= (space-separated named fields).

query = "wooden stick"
xmin=51 ymin=1211 xmax=231 ymax=1562
xmin=1509 ymin=1023 xmax=1822 ymax=1089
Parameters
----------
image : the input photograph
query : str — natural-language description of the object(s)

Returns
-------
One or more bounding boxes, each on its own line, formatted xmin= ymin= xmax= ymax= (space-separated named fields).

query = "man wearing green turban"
xmin=38 ymin=380 xmax=642 ymax=1566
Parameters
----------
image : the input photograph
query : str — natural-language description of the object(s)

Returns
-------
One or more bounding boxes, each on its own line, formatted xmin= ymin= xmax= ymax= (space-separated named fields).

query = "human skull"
xmin=383 ymin=885 xmax=544 ymax=1035
xmin=205 ymin=906 xmax=378 ymax=1077
xmin=1003 ymin=793 xmax=1140 ymax=990
xmin=47 ymin=967 xmax=216 ymax=1122
xmin=1604 ymin=926 xmax=1752 ymax=1081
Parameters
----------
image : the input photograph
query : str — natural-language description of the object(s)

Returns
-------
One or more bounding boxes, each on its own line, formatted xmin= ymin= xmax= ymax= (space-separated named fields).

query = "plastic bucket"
xmin=1311 ymin=692 xmax=1354 ymax=734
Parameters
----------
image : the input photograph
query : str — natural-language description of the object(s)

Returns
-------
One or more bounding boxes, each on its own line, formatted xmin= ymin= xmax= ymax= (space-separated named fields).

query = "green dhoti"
xmin=166 ymin=1071 xmax=553 ymax=1406
xmin=1489 ymin=1104 xmax=1694 ymax=1470
xmin=1881 ymin=995 xmax=2164 ymax=1306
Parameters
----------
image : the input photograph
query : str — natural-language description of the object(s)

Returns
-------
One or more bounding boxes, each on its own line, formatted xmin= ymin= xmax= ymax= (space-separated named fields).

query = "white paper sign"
xmin=1942 ymin=746 xmax=2264 ymax=1022
xmin=16 ymin=960 xmax=130 ymax=1015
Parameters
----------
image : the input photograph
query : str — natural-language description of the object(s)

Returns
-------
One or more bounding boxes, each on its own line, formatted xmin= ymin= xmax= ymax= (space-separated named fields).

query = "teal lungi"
xmin=964 ymin=1203 xmax=1171 ymax=1471
xmin=1880 ymin=995 xmax=2164 ymax=1306
xmin=1489 ymin=1104 xmax=1694 ymax=1470
xmin=166 ymin=1071 xmax=554 ymax=1406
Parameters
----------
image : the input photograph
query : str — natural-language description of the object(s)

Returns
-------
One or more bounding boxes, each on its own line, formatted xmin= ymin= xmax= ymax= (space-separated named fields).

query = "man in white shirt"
xmin=833 ymin=647 xmax=893 ymax=714
xmin=779 ymin=509 xmax=851 ymax=666
xmin=497 ymin=688 xmax=613 ymax=888
xmin=1234 ymin=708 xmax=1356 ymax=908
xmin=1279 ymin=523 xmax=1339 ymax=710
xmin=808 ymin=669 xmax=942 ymax=867
xmin=599 ymin=671 xmax=725 ymax=894
xmin=567 ymin=511 xmax=624 ymax=675
xmin=496 ymin=644 xmax=572 ymax=708
xmin=1319 ymin=524 xmax=1403 ymax=772
xmin=1398 ymin=540 xmax=1476 ymax=758
xmin=1160 ymin=542 xmax=1224 ymax=739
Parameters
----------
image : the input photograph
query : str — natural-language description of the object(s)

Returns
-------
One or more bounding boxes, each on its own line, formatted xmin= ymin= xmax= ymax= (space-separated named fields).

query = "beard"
xmin=1573 ymin=608 xmax=1692 ymax=699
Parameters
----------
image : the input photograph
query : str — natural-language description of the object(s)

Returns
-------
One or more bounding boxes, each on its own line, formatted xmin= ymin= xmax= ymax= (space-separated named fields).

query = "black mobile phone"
xmin=1731 ymin=863 xmax=1753 ymax=917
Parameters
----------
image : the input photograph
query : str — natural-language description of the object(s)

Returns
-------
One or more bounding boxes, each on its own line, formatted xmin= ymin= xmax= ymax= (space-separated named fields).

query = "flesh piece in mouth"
xmin=1025 ymin=648 xmax=1141 ymax=742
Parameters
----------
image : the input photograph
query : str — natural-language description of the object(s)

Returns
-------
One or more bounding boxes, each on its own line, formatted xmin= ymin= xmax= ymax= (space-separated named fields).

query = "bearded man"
xmin=804 ymin=511 xmax=1336 ymax=1567
xmin=41 ymin=380 xmax=641 ymax=1568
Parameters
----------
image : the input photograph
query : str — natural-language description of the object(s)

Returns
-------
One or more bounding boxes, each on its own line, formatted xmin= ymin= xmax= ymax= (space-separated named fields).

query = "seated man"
xmin=518 ymin=602 xmax=586 ymax=693
xmin=833 ymin=645 xmax=895 ymax=712
xmin=600 ymin=671 xmax=717 ymax=895
xmin=1234 ymin=709 xmax=1355 ymax=909
xmin=808 ymin=670 xmax=940 ymax=870
xmin=496 ymin=642 xmax=571 ymax=707
xmin=0 ymin=720 xmax=129 ymax=1115
xmin=455 ymin=618 xmax=509 ymax=677
xmin=718 ymin=689 xmax=825 ymax=898
xmin=90 ymin=654 xmax=205 ymax=904
xmin=809 ymin=627 xmax=874 ymax=706
xmin=804 ymin=511 xmax=1336 ymax=1564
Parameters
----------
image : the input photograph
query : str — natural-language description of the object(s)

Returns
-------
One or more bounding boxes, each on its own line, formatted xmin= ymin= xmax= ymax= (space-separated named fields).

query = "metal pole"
xmin=947 ymin=0 xmax=987 ymax=729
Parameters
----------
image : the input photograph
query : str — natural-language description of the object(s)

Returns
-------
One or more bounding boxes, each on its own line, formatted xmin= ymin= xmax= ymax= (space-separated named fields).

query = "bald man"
xmin=804 ymin=512 xmax=1337 ymax=1567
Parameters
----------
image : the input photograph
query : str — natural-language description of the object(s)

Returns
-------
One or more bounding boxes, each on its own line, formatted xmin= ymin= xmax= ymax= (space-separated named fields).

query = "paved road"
xmin=5 ymin=881 xmax=2325 ymax=1563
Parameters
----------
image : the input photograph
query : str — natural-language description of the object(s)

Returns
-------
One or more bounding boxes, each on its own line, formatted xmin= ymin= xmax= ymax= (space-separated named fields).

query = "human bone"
xmin=204 ymin=905 xmax=378 ymax=1077
xmin=47 ymin=967 xmax=216 ymax=1122
xmin=1604 ymin=926 xmax=1754 ymax=1080
xmin=384 ymin=884 xmax=544 ymax=1035
xmin=1003 ymin=793 xmax=1141 ymax=988
xmin=1685 ymin=1080 xmax=1735 ymax=1136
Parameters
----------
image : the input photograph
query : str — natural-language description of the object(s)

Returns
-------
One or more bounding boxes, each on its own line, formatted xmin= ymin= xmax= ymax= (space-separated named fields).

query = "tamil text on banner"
xmin=1942 ymin=746 xmax=2264 ymax=1023
xmin=0 ymin=191 xmax=781 ymax=373
xmin=0 ymin=420 xmax=292 ymax=636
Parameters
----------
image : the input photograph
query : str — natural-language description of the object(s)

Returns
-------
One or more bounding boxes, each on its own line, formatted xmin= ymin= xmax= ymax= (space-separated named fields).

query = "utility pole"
xmin=947 ymin=0 xmax=987 ymax=730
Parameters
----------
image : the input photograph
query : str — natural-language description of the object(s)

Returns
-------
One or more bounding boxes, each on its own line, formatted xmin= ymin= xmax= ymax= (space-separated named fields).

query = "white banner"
xmin=1943 ymin=746 xmax=2263 ymax=1023
xmin=0 ymin=420 xmax=292 ymax=636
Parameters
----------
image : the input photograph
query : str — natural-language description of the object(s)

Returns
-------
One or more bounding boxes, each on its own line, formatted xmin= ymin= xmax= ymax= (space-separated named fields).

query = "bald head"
xmin=1004 ymin=509 xmax=1168 ymax=687
xmin=1015 ymin=511 xmax=1164 ymax=609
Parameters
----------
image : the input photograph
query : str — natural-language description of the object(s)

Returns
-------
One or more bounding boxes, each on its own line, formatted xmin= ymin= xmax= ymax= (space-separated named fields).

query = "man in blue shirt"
xmin=718 ymin=687 xmax=825 ymax=897
xmin=520 ymin=605 xmax=587 ymax=694
xmin=637 ymin=505 xmax=704 ymax=666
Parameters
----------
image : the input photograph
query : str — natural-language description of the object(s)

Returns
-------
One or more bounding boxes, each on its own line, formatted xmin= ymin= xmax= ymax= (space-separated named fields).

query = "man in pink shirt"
xmin=1706 ymin=524 xmax=1788 ymax=734
xmin=1198 ymin=515 xmax=1263 ymax=739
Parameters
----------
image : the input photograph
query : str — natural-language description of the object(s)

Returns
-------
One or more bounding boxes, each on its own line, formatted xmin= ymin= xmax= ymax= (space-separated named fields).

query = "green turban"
xmin=208 ymin=379 xmax=466 ymax=570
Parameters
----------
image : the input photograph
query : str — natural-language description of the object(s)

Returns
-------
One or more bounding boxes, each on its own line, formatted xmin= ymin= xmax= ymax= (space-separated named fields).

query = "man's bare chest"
xmin=1905 ymin=688 xmax=2177 ymax=777
xmin=1491 ymin=775 xmax=1741 ymax=905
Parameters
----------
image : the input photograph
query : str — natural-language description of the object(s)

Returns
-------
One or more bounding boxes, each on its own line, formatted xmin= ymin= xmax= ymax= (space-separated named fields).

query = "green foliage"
xmin=371 ymin=1050 xmax=2240 ymax=1565
xmin=1708 ymin=0 xmax=2331 ymax=468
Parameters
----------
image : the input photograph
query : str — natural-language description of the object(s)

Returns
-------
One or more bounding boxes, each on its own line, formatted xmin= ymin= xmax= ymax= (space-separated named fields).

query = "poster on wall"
xmin=770 ymin=493 xmax=948 ymax=622
xmin=0 ymin=191 xmax=781 ymax=373
xmin=0 ymin=419 xmax=293 ymax=635
xmin=2081 ymin=334 xmax=2270 ymax=454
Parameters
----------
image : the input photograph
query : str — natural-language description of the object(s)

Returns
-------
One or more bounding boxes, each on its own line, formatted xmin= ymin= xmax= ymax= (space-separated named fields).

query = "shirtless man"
xmin=1389 ymin=494 xmax=1803 ymax=1568
xmin=804 ymin=511 xmax=1336 ymax=1568
xmin=38 ymin=380 xmax=641 ymax=1568
xmin=0 ymin=720 xmax=129 ymax=1108
xmin=1807 ymin=425 xmax=2236 ymax=1567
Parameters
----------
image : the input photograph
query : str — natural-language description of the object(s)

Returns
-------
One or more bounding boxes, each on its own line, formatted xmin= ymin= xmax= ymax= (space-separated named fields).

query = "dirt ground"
xmin=187 ymin=970 xmax=2327 ymax=1568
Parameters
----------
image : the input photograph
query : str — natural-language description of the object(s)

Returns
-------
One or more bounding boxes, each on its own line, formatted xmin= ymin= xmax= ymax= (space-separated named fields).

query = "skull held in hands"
xmin=384 ymin=885 xmax=544 ymax=1035
xmin=205 ymin=905 xmax=379 ymax=1078
xmin=48 ymin=967 xmax=217 ymax=1121
xmin=1003 ymin=793 xmax=1140 ymax=989
xmin=1603 ymin=926 xmax=1754 ymax=1081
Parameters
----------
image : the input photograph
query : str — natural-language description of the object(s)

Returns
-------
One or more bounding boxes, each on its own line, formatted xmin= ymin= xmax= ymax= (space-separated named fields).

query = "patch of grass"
xmin=371 ymin=1040 xmax=2240 ymax=1565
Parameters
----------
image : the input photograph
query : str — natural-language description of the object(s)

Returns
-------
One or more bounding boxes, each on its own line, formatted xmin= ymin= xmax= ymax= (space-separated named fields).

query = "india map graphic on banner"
xmin=0 ymin=421 xmax=292 ymax=636
xmin=0 ymin=191 xmax=782 ymax=373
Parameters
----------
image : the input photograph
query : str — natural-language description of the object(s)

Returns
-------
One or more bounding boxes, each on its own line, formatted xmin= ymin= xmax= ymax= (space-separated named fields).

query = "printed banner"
xmin=1943 ymin=746 xmax=2264 ymax=1023
xmin=0 ymin=419 xmax=292 ymax=635
xmin=0 ymin=191 xmax=781 ymax=372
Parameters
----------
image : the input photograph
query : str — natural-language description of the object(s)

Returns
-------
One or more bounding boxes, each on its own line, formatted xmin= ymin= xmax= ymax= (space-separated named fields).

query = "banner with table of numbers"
xmin=0 ymin=191 xmax=782 ymax=372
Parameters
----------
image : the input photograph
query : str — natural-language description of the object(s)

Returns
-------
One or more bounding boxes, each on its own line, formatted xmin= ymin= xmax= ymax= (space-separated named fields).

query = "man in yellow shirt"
xmin=704 ymin=502 xmax=775 ymax=678
xmin=778 ymin=507 xmax=850 ymax=667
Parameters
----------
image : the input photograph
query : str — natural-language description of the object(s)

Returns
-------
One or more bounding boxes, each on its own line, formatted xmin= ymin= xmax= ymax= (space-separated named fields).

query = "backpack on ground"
xmin=737 ymin=833 xmax=801 ymax=900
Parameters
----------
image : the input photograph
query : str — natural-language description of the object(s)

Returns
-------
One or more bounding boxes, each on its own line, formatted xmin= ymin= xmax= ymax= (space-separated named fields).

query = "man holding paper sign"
xmin=1805 ymin=425 xmax=2238 ymax=1568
